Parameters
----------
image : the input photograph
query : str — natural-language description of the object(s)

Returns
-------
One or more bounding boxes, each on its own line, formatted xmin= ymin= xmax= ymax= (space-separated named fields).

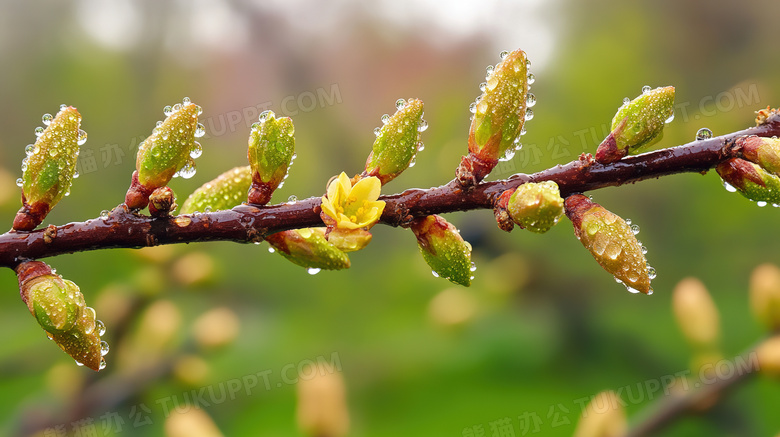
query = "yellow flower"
xmin=321 ymin=173 xmax=385 ymax=230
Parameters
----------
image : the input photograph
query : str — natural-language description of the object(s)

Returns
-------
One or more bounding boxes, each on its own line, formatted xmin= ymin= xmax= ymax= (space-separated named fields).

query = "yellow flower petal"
xmin=350 ymin=176 xmax=381 ymax=203
xmin=320 ymin=196 xmax=337 ymax=221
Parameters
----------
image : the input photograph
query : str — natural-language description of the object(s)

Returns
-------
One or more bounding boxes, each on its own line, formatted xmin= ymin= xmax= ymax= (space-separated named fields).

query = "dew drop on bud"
xmin=178 ymin=161 xmax=196 ymax=179
xmin=16 ymin=178 xmax=23 ymax=187
xmin=524 ymin=109 xmax=534 ymax=121
xmin=77 ymin=129 xmax=87 ymax=146
xmin=307 ymin=267 xmax=321 ymax=275
xmin=642 ymin=85 xmax=651 ymax=94
xmin=479 ymin=82 xmax=487 ymax=92
xmin=499 ymin=50 xmax=509 ymax=60
xmin=470 ymin=262 xmax=477 ymax=272
xmin=526 ymin=93 xmax=537 ymax=107
xmin=757 ymin=200 xmax=768 ymax=207
xmin=182 ymin=96 xmax=191 ymax=105
xmin=641 ymin=245 xmax=648 ymax=254
xmin=42 ymin=113 xmax=53 ymax=125
xmin=163 ymin=105 xmax=173 ymax=116
xmin=647 ymin=266 xmax=657 ymax=280
xmin=486 ymin=65 xmax=494 ymax=75
xmin=417 ymin=119 xmax=428 ymax=132
xmin=258 ymin=110 xmax=272 ymax=122
xmin=381 ymin=114 xmax=390 ymax=124
xmin=469 ymin=102 xmax=477 ymax=114
xmin=35 ymin=126 xmax=44 ymax=136
xmin=194 ymin=123 xmax=206 ymax=138
xmin=499 ymin=149 xmax=516 ymax=162
xmin=695 ymin=128 xmax=713 ymax=141
xmin=25 ymin=144 xmax=34 ymax=155
xmin=665 ymin=111 xmax=675 ymax=124
xmin=431 ymin=270 xmax=440 ymax=278
xmin=96 ymin=320 xmax=107 ymax=336
xmin=267 ymin=247 xmax=276 ymax=254
xmin=190 ymin=142 xmax=203 ymax=159
xmin=395 ymin=98 xmax=406 ymax=110
xmin=99 ymin=358 xmax=107 ymax=370
xmin=722 ymin=181 xmax=737 ymax=192
xmin=527 ymin=73 xmax=535 ymax=84
xmin=73 ymin=171 xmax=79 ymax=179
xmin=623 ymin=97 xmax=630 ymax=105
xmin=631 ymin=224 xmax=640 ymax=235
xmin=100 ymin=340 xmax=110 ymax=356
xmin=172 ymin=103 xmax=182 ymax=112
xmin=75 ymin=360 xmax=84 ymax=367
xmin=374 ymin=127 xmax=381 ymax=136
xmin=60 ymin=104 xmax=67 ymax=111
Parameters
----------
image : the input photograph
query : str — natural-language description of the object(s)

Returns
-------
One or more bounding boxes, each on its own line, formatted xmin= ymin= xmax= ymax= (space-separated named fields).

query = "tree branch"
xmin=1 ymin=113 xmax=779 ymax=269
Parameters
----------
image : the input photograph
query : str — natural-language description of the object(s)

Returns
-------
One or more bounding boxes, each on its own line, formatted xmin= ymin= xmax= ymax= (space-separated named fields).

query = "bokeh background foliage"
xmin=1 ymin=0 xmax=780 ymax=435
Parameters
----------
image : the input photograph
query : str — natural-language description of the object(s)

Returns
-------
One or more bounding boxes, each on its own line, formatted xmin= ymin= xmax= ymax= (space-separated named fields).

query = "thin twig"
xmin=1 ymin=113 xmax=778 ymax=269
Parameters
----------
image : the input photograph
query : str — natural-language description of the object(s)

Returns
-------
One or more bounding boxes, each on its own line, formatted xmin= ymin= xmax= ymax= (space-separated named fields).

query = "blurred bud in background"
xmin=756 ymin=335 xmax=780 ymax=378
xmin=750 ymin=263 xmax=780 ymax=331
xmin=192 ymin=307 xmax=240 ymax=350
xmin=428 ymin=287 xmax=478 ymax=328
xmin=118 ymin=300 xmax=181 ymax=372
xmin=296 ymin=362 xmax=350 ymax=437
xmin=573 ymin=390 xmax=627 ymax=437
xmin=172 ymin=252 xmax=216 ymax=287
xmin=165 ymin=407 xmax=224 ymax=437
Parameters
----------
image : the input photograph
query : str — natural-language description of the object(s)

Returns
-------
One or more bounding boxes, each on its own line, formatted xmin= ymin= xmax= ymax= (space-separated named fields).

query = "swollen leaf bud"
xmin=148 ymin=186 xmax=177 ymax=218
xmin=247 ymin=111 xmax=295 ymax=205
xmin=180 ymin=166 xmax=252 ymax=214
xmin=16 ymin=261 xmax=106 ymax=371
xmin=756 ymin=335 xmax=780 ymax=378
xmin=565 ymin=194 xmax=653 ymax=294
xmin=717 ymin=158 xmax=780 ymax=205
xmin=411 ymin=215 xmax=474 ymax=286
xmin=749 ymin=263 xmax=780 ymax=331
xmin=326 ymin=227 xmax=373 ymax=253
xmin=458 ymin=49 xmax=529 ymax=186
xmin=739 ymin=135 xmax=780 ymax=177
xmin=267 ymin=228 xmax=351 ymax=270
xmin=363 ymin=98 xmax=425 ymax=185
xmin=672 ymin=278 xmax=720 ymax=349
xmin=14 ymin=106 xmax=84 ymax=231
xmin=596 ymin=86 xmax=675 ymax=163
xmin=573 ymin=391 xmax=627 ymax=437
xmin=126 ymin=98 xmax=202 ymax=210
xmin=507 ymin=181 xmax=564 ymax=233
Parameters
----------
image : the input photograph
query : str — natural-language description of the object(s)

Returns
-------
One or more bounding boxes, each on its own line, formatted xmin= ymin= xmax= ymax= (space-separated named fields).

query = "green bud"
xmin=180 ymin=166 xmax=252 ymax=214
xmin=507 ymin=181 xmax=564 ymax=233
xmin=17 ymin=261 xmax=107 ymax=371
xmin=14 ymin=106 xmax=84 ymax=231
xmin=411 ymin=215 xmax=474 ymax=286
xmin=267 ymin=228 xmax=351 ymax=271
xmin=326 ymin=227 xmax=373 ymax=253
xmin=458 ymin=49 xmax=528 ymax=185
xmin=565 ymin=194 xmax=653 ymax=294
xmin=126 ymin=98 xmax=202 ymax=210
xmin=364 ymin=99 xmax=425 ymax=185
xmin=740 ymin=135 xmax=780 ymax=177
xmin=247 ymin=110 xmax=295 ymax=205
xmin=717 ymin=158 xmax=780 ymax=205
xmin=596 ymin=86 xmax=675 ymax=163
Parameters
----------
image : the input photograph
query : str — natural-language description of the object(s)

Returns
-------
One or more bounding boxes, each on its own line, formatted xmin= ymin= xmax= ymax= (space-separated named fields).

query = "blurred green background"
xmin=1 ymin=0 xmax=779 ymax=436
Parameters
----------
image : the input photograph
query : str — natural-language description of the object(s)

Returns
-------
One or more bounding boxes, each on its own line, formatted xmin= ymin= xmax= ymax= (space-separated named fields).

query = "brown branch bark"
xmin=1 ymin=113 xmax=779 ymax=269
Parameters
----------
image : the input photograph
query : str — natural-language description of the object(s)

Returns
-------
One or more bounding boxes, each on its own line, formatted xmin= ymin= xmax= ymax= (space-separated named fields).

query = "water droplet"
xmin=381 ymin=114 xmax=390 ymax=124
xmin=100 ymin=210 xmax=109 ymax=220
xmin=665 ymin=112 xmax=675 ymax=124
xmin=75 ymin=360 xmax=84 ymax=367
xmin=190 ymin=142 xmax=203 ymax=159
xmin=195 ymin=123 xmax=206 ymax=138
xmin=16 ymin=178 xmax=23 ymax=187
xmin=408 ymin=157 xmax=417 ymax=167
xmin=647 ymin=266 xmax=657 ymax=280
xmin=486 ymin=65 xmax=494 ymax=75
xmin=99 ymin=358 xmax=107 ymax=370
xmin=526 ymin=73 xmax=535 ymax=84
xmin=259 ymin=110 xmax=273 ymax=122
xmin=623 ymin=97 xmax=631 ymax=105
xmin=374 ymin=127 xmax=381 ymax=136
xmin=642 ymin=85 xmax=651 ymax=94
xmin=49 ymin=148 xmax=58 ymax=158
xmin=526 ymin=93 xmax=536 ymax=107
xmin=100 ymin=341 xmax=110 ymax=356
xmin=631 ymin=224 xmax=640 ymax=235
xmin=268 ymin=247 xmax=276 ymax=253
xmin=251 ymin=122 xmax=261 ymax=131
xmin=418 ymin=119 xmax=428 ymax=132
xmin=722 ymin=181 xmax=737 ymax=192
xmin=182 ymin=97 xmax=191 ymax=105
xmin=25 ymin=144 xmax=34 ymax=155
xmin=479 ymin=82 xmax=487 ymax=92
xmin=431 ymin=271 xmax=440 ymax=278
xmin=396 ymin=99 xmax=406 ymax=110
xmin=34 ymin=126 xmax=44 ymax=136
xmin=696 ymin=128 xmax=713 ymax=141
xmin=641 ymin=245 xmax=648 ymax=254
xmin=60 ymin=104 xmax=67 ymax=111
xmin=417 ymin=142 xmax=425 ymax=152
xmin=470 ymin=262 xmax=477 ymax=272
xmin=499 ymin=148 xmax=516 ymax=162
xmin=42 ymin=113 xmax=53 ymax=125
xmin=625 ymin=218 xmax=632 ymax=225
xmin=757 ymin=200 xmax=768 ymax=207
xmin=469 ymin=102 xmax=477 ymax=114
xmin=163 ymin=105 xmax=173 ymax=116
xmin=499 ymin=50 xmax=509 ymax=60
xmin=525 ymin=109 xmax=534 ymax=121
xmin=77 ymin=129 xmax=87 ymax=145
xmin=178 ymin=161 xmax=196 ymax=179
xmin=96 ymin=320 xmax=106 ymax=336
xmin=307 ymin=268 xmax=321 ymax=275
xmin=288 ymin=195 xmax=298 ymax=203
xmin=172 ymin=103 xmax=182 ymax=112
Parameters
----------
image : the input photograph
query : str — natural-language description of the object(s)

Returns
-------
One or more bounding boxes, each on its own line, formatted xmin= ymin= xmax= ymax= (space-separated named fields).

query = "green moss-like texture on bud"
xmin=740 ymin=135 xmax=780 ymax=177
xmin=717 ymin=158 xmax=780 ymax=205
xmin=14 ymin=106 xmax=83 ymax=231
xmin=267 ymin=228 xmax=351 ymax=270
xmin=411 ymin=215 xmax=473 ymax=286
xmin=180 ymin=166 xmax=252 ymax=214
xmin=565 ymin=194 xmax=652 ymax=294
xmin=247 ymin=111 xmax=295 ymax=205
xmin=507 ymin=181 xmax=564 ymax=233
xmin=596 ymin=86 xmax=675 ymax=164
xmin=364 ymin=99 xmax=425 ymax=185
xmin=17 ymin=261 xmax=106 ymax=371
xmin=458 ymin=49 xmax=528 ymax=186
xmin=125 ymin=99 xmax=202 ymax=210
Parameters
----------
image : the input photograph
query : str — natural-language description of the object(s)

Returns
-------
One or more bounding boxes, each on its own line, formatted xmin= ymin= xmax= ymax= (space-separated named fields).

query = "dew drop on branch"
xmin=695 ymin=128 xmax=713 ymax=140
